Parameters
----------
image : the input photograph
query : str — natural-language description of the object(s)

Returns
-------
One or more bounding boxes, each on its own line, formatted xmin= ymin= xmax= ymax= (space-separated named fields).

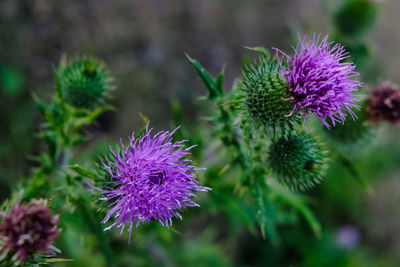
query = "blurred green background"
xmin=1 ymin=0 xmax=400 ymax=266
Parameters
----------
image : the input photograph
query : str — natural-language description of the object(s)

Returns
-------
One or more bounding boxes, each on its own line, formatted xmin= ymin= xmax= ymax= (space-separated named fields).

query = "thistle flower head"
xmin=90 ymin=124 xmax=210 ymax=242
xmin=276 ymin=34 xmax=362 ymax=128
xmin=0 ymin=199 xmax=60 ymax=265
xmin=55 ymin=56 xmax=112 ymax=109
xmin=366 ymin=83 xmax=400 ymax=124
xmin=239 ymin=53 xmax=300 ymax=134
xmin=268 ymin=132 xmax=328 ymax=191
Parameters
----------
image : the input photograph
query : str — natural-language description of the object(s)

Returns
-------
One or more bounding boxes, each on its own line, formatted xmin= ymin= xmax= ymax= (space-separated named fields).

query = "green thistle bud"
xmin=323 ymin=105 xmax=372 ymax=154
xmin=268 ymin=132 xmax=328 ymax=191
xmin=55 ymin=56 xmax=112 ymax=109
xmin=239 ymin=53 xmax=300 ymax=134
xmin=333 ymin=0 xmax=378 ymax=38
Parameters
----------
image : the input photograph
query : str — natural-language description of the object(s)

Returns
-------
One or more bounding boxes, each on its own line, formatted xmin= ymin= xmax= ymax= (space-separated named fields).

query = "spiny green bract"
xmin=55 ymin=56 xmax=112 ymax=109
xmin=333 ymin=0 xmax=378 ymax=37
xmin=268 ymin=132 xmax=328 ymax=191
xmin=239 ymin=55 xmax=299 ymax=134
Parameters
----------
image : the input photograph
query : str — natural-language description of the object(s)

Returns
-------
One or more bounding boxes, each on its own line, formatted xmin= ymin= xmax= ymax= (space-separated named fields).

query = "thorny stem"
xmin=27 ymin=109 xmax=116 ymax=264
xmin=215 ymin=101 xmax=253 ymax=186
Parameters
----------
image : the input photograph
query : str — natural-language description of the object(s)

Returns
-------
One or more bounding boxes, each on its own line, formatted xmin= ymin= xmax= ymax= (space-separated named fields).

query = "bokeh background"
xmin=1 ymin=0 xmax=400 ymax=266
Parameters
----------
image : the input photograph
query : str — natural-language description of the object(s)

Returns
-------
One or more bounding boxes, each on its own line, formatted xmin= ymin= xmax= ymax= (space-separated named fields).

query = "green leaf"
xmin=336 ymin=153 xmax=371 ymax=191
xmin=43 ymin=131 xmax=58 ymax=161
xmin=267 ymin=178 xmax=322 ymax=238
xmin=244 ymin=46 xmax=270 ymax=58
xmin=73 ymin=105 xmax=115 ymax=130
xmin=32 ymin=93 xmax=47 ymax=115
xmin=215 ymin=68 xmax=225 ymax=96
xmin=186 ymin=54 xmax=224 ymax=100
xmin=68 ymin=164 xmax=97 ymax=179
xmin=250 ymin=177 xmax=280 ymax=244
xmin=212 ymin=190 xmax=254 ymax=231
xmin=75 ymin=190 xmax=115 ymax=266
xmin=41 ymin=258 xmax=74 ymax=263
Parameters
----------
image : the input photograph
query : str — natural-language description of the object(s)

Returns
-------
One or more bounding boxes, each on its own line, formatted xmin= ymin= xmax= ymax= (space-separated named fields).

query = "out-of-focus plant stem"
xmin=76 ymin=194 xmax=115 ymax=266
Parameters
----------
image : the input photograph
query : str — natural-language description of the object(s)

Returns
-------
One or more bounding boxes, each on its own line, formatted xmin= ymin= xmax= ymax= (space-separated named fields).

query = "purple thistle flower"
xmin=90 ymin=124 xmax=210 ymax=243
xmin=275 ymin=34 xmax=363 ymax=128
xmin=0 ymin=199 xmax=60 ymax=265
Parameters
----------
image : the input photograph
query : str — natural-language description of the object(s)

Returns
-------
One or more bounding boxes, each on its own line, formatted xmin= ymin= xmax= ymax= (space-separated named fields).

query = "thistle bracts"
xmin=239 ymin=52 xmax=300 ymax=134
xmin=0 ymin=199 xmax=60 ymax=265
xmin=31 ymin=56 xmax=115 ymax=155
xmin=268 ymin=132 xmax=328 ymax=191
xmin=55 ymin=56 xmax=113 ymax=110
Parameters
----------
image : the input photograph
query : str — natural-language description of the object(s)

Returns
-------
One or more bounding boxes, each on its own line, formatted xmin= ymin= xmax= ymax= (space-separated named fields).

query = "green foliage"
xmin=188 ymin=56 xmax=322 ymax=244
xmin=268 ymin=132 xmax=328 ymax=191
xmin=1 ymin=1 xmax=395 ymax=266
xmin=0 ymin=255 xmax=73 ymax=267
xmin=238 ymin=51 xmax=300 ymax=134
xmin=339 ymin=40 xmax=370 ymax=70
xmin=0 ymin=55 xmax=117 ymax=265
xmin=267 ymin=178 xmax=322 ymax=238
xmin=323 ymin=107 xmax=372 ymax=155
xmin=0 ymin=65 xmax=24 ymax=97
xmin=55 ymin=56 xmax=112 ymax=110
xmin=186 ymin=54 xmax=225 ymax=103
xmin=333 ymin=0 xmax=378 ymax=38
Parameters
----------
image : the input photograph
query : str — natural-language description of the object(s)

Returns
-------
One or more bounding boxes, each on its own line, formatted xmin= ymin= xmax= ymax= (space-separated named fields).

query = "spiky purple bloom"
xmin=91 ymin=125 xmax=210 ymax=242
xmin=0 ymin=199 xmax=60 ymax=265
xmin=276 ymin=34 xmax=362 ymax=128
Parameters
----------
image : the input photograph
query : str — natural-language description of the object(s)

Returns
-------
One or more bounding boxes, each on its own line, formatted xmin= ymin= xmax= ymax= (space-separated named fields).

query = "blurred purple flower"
xmin=336 ymin=225 xmax=361 ymax=250
xmin=91 ymin=124 xmax=210 ymax=243
xmin=0 ymin=199 xmax=60 ymax=264
xmin=276 ymin=34 xmax=362 ymax=128
xmin=366 ymin=82 xmax=400 ymax=124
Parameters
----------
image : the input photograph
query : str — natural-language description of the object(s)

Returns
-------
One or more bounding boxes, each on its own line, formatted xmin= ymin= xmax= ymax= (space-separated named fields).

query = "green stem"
xmin=77 ymin=198 xmax=115 ymax=266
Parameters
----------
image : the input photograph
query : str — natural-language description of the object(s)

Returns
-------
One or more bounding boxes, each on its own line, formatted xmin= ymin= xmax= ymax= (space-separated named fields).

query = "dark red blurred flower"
xmin=366 ymin=83 xmax=400 ymax=124
xmin=0 ymin=199 xmax=60 ymax=264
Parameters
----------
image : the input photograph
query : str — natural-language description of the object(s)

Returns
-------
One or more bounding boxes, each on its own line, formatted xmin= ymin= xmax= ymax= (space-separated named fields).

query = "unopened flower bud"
xmin=268 ymin=132 xmax=328 ymax=191
xmin=239 ymin=55 xmax=300 ymax=134
xmin=56 ymin=56 xmax=112 ymax=109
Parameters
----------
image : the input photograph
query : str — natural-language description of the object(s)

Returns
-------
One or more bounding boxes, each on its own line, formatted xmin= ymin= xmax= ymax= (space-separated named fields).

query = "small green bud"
xmin=268 ymin=132 xmax=328 ymax=191
xmin=239 ymin=54 xmax=299 ymax=134
xmin=333 ymin=0 xmax=378 ymax=38
xmin=55 ymin=56 xmax=112 ymax=109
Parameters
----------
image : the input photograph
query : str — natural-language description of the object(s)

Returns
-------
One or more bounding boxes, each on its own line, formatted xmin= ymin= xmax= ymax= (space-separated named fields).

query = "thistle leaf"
xmin=244 ymin=46 xmax=270 ymax=58
xmin=68 ymin=164 xmax=97 ymax=179
xmin=186 ymin=54 xmax=224 ymax=100
xmin=267 ymin=178 xmax=322 ymax=238
xmin=250 ymin=177 xmax=280 ymax=244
